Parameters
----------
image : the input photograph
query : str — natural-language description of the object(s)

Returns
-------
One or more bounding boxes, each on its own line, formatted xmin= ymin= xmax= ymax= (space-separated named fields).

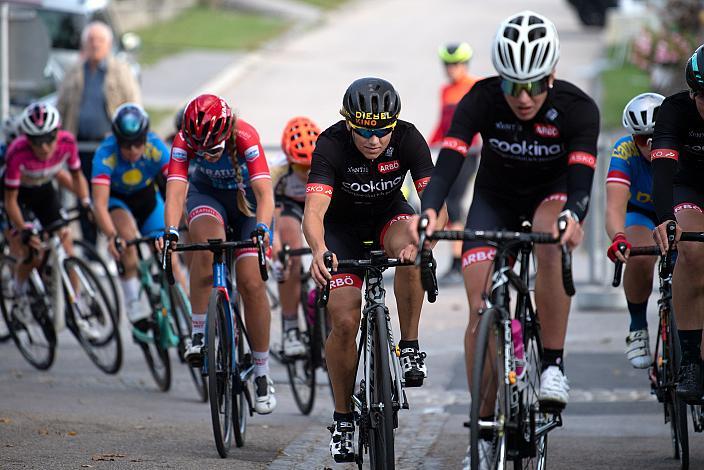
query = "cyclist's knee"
xmin=676 ymin=243 xmax=704 ymax=279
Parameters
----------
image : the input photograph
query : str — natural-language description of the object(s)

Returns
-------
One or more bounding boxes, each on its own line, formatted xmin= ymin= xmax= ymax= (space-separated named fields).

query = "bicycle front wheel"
xmin=73 ymin=239 xmax=121 ymax=321
xmin=668 ymin=308 xmax=689 ymax=469
xmin=207 ymin=288 xmax=234 ymax=458
xmin=232 ymin=296 xmax=250 ymax=448
xmin=136 ymin=317 xmax=171 ymax=392
xmin=470 ymin=307 xmax=508 ymax=470
xmin=0 ymin=259 xmax=56 ymax=370
xmin=368 ymin=305 xmax=395 ymax=470
xmin=64 ymin=257 xmax=122 ymax=375
xmin=286 ymin=286 xmax=316 ymax=415
xmin=170 ymin=284 xmax=207 ymax=402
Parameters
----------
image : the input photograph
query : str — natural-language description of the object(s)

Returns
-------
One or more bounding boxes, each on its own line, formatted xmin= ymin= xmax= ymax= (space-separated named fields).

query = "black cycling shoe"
xmin=676 ymin=362 xmax=703 ymax=404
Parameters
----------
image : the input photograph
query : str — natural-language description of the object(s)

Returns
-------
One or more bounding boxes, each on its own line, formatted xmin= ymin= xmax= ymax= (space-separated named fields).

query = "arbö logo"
xmin=342 ymin=175 xmax=403 ymax=193
xmin=488 ymin=138 xmax=562 ymax=157
xmin=378 ymin=160 xmax=400 ymax=174
xmin=533 ymin=123 xmax=559 ymax=138
xmin=329 ymin=276 xmax=356 ymax=288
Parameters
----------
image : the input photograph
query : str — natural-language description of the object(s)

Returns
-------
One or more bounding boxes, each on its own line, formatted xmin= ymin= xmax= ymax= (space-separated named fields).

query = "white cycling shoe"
xmin=283 ymin=328 xmax=306 ymax=357
xmin=625 ymin=329 xmax=651 ymax=369
xmin=538 ymin=366 xmax=569 ymax=408
xmin=254 ymin=375 xmax=277 ymax=414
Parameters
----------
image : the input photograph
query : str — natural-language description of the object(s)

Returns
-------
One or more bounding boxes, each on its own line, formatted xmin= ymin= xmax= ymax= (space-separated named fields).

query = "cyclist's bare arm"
xmin=157 ymin=179 xmax=187 ymax=251
xmin=4 ymin=187 xmax=25 ymax=230
xmin=251 ymin=177 xmax=274 ymax=246
xmin=303 ymin=193 xmax=334 ymax=286
xmin=69 ymin=168 xmax=90 ymax=202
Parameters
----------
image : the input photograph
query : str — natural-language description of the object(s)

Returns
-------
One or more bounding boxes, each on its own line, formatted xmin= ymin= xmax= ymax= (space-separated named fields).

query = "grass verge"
xmin=600 ymin=52 xmax=651 ymax=131
xmin=135 ymin=6 xmax=289 ymax=65
xmin=297 ymin=0 xmax=349 ymax=9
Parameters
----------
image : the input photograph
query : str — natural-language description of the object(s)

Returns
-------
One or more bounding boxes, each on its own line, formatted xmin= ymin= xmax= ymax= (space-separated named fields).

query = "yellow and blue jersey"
xmin=607 ymin=135 xmax=656 ymax=228
xmin=91 ymin=132 xmax=170 ymax=194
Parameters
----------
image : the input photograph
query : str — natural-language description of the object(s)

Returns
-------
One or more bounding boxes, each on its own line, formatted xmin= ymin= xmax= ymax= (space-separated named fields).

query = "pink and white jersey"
xmin=168 ymin=119 xmax=270 ymax=190
xmin=3 ymin=131 xmax=80 ymax=189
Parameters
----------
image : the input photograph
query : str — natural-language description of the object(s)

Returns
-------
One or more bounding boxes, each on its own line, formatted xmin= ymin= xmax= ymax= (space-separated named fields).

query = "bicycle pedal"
xmin=539 ymin=400 xmax=566 ymax=414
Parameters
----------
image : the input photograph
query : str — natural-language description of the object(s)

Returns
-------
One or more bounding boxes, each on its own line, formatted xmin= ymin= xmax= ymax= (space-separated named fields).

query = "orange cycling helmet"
xmin=281 ymin=116 xmax=320 ymax=166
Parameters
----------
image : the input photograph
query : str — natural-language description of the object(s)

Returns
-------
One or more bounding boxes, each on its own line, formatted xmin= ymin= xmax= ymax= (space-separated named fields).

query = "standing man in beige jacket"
xmin=57 ymin=21 xmax=141 ymax=245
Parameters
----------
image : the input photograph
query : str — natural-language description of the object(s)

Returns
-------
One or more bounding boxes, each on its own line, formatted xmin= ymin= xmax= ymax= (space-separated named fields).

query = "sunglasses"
xmin=500 ymin=78 xmax=550 ymax=97
xmin=349 ymin=121 xmax=397 ymax=139
xmin=195 ymin=141 xmax=225 ymax=158
xmin=633 ymin=134 xmax=653 ymax=147
xmin=27 ymin=130 xmax=58 ymax=146
xmin=118 ymin=137 xmax=147 ymax=149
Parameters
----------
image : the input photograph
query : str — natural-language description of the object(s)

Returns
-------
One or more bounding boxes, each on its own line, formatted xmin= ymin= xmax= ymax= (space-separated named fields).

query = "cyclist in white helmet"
xmin=605 ymin=93 xmax=664 ymax=370
xmin=417 ymin=11 xmax=600 ymax=468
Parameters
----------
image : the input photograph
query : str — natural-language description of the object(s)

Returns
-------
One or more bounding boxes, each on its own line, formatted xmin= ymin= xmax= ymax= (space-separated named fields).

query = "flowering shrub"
xmin=631 ymin=28 xmax=698 ymax=71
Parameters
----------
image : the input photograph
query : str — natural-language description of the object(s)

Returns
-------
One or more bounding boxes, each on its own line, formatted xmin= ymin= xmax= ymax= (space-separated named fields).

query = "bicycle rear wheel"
xmin=64 ymin=257 xmax=122 ymax=374
xmin=136 ymin=316 xmax=171 ymax=392
xmin=73 ymin=239 xmax=120 ymax=321
xmin=286 ymin=287 xmax=316 ymax=415
xmin=170 ymin=284 xmax=207 ymax=402
xmin=471 ymin=307 xmax=508 ymax=470
xmin=0 ymin=259 xmax=10 ymax=341
xmin=207 ymin=288 xmax=234 ymax=458
xmin=0 ymin=259 xmax=56 ymax=370
xmin=368 ymin=306 xmax=395 ymax=470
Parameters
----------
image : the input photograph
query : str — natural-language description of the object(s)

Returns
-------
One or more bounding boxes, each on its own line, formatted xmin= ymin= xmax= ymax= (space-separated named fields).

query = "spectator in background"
xmin=57 ymin=20 xmax=141 ymax=246
xmin=429 ymin=43 xmax=482 ymax=285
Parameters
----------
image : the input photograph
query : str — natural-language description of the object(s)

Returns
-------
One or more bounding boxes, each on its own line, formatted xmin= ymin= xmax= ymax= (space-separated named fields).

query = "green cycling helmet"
xmin=438 ymin=42 xmax=473 ymax=64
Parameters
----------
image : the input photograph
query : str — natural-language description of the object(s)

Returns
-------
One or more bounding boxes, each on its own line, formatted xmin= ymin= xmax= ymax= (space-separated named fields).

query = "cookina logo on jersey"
xmin=342 ymin=175 xmax=404 ymax=194
xmin=488 ymin=138 xmax=562 ymax=158
xmin=378 ymin=160 xmax=400 ymax=174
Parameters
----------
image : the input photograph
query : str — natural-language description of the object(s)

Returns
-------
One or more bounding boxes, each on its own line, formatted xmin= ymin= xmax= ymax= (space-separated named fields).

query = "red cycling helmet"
xmin=281 ymin=116 xmax=320 ymax=166
xmin=181 ymin=94 xmax=234 ymax=151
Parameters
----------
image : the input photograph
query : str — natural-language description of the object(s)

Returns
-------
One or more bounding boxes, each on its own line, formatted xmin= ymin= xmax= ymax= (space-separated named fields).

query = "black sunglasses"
xmin=28 ymin=130 xmax=58 ymax=146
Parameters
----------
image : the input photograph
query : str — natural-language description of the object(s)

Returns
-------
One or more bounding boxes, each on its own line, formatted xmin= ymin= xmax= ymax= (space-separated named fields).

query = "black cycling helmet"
xmin=340 ymin=77 xmax=401 ymax=129
xmin=111 ymin=103 xmax=149 ymax=142
xmin=686 ymin=44 xmax=704 ymax=94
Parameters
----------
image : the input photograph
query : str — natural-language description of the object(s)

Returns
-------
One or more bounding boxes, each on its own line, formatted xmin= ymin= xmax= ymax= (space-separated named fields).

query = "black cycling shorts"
xmin=462 ymin=180 xmax=566 ymax=269
xmin=279 ymin=197 xmax=304 ymax=222
xmin=18 ymin=182 xmax=63 ymax=228
xmin=673 ymin=184 xmax=704 ymax=216
xmin=324 ymin=198 xmax=415 ymax=289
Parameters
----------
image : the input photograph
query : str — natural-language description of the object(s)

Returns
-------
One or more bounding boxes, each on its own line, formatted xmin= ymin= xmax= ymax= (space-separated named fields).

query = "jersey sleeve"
xmin=563 ymin=95 xmax=600 ymax=219
xmin=91 ymin=139 xmax=116 ymax=186
xmin=402 ymin=125 xmax=434 ymax=193
xmin=3 ymin=144 xmax=22 ymax=189
xmin=306 ymin=133 xmax=337 ymax=198
xmin=651 ymin=96 xmax=682 ymax=222
xmin=606 ymin=137 xmax=633 ymax=187
xmin=63 ymin=132 xmax=81 ymax=171
xmin=167 ymin=133 xmax=191 ymax=184
xmin=421 ymin=85 xmax=486 ymax=212
xmin=236 ymin=122 xmax=271 ymax=183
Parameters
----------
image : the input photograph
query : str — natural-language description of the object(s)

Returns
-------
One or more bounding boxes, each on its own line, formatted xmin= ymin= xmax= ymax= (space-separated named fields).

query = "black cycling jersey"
xmin=306 ymin=120 xmax=433 ymax=221
xmin=421 ymin=77 xmax=599 ymax=220
xmin=651 ymin=91 xmax=704 ymax=222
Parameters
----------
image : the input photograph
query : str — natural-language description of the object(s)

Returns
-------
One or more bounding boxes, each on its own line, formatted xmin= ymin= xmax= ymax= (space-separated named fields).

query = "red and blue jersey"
xmin=606 ymin=135 xmax=654 ymax=214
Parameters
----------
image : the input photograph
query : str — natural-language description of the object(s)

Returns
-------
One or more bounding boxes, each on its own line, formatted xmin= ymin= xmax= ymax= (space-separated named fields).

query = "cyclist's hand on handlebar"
xmin=653 ymin=220 xmax=681 ymax=255
xmin=397 ymin=242 xmax=418 ymax=263
xmin=107 ymin=235 xmax=125 ymax=261
xmin=410 ymin=210 xmax=438 ymax=246
xmin=607 ymin=233 xmax=630 ymax=263
xmin=253 ymin=222 xmax=272 ymax=248
xmin=156 ymin=226 xmax=179 ymax=252
xmin=557 ymin=211 xmax=583 ymax=250
xmin=311 ymin=249 xmax=336 ymax=288
xmin=20 ymin=228 xmax=41 ymax=251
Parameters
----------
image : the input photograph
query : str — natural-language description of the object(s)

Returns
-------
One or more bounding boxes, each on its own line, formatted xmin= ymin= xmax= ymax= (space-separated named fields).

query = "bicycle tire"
xmin=169 ymin=284 xmax=207 ymax=402
xmin=514 ymin=314 xmax=548 ymax=470
xmin=64 ymin=257 xmax=122 ymax=374
xmin=0 ymin=258 xmax=56 ymax=370
xmin=0 ymin=313 xmax=10 ymax=342
xmin=668 ymin=308 xmax=689 ymax=469
xmin=286 ymin=286 xmax=316 ymax=415
xmin=232 ymin=294 xmax=249 ymax=448
xmin=73 ymin=239 xmax=121 ymax=321
xmin=137 ymin=332 xmax=171 ymax=392
xmin=207 ymin=288 xmax=233 ymax=458
xmin=368 ymin=305 xmax=395 ymax=470
xmin=471 ymin=307 xmax=508 ymax=470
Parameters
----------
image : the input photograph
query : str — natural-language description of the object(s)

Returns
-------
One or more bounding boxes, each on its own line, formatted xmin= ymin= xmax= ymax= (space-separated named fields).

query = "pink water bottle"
xmin=511 ymin=319 xmax=525 ymax=377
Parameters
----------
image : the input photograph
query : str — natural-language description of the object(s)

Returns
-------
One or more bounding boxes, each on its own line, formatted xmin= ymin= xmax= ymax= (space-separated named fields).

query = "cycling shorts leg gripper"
xmin=673 ymin=185 xmax=704 ymax=216
xmin=329 ymin=273 xmax=363 ymax=291
xmin=539 ymin=192 xmax=567 ymax=205
xmin=378 ymin=213 xmax=414 ymax=247
xmin=462 ymin=246 xmax=497 ymax=269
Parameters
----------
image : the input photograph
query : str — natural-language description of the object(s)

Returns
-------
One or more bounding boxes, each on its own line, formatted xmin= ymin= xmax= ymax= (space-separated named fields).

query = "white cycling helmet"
xmin=622 ymin=92 xmax=665 ymax=135
xmin=19 ymin=102 xmax=61 ymax=136
xmin=492 ymin=10 xmax=560 ymax=83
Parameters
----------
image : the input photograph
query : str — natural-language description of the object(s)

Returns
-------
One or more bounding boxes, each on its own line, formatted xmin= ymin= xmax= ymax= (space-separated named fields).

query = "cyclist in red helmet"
xmin=271 ymin=116 xmax=320 ymax=357
xmin=157 ymin=94 xmax=277 ymax=414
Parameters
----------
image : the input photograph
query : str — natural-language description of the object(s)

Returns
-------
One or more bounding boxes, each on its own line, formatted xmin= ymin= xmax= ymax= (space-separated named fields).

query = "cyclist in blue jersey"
xmin=605 ymin=93 xmax=664 ymax=369
xmin=92 ymin=103 xmax=179 ymax=333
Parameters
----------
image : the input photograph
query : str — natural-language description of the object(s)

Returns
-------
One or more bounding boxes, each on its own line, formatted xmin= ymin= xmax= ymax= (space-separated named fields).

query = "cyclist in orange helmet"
xmin=273 ymin=116 xmax=320 ymax=357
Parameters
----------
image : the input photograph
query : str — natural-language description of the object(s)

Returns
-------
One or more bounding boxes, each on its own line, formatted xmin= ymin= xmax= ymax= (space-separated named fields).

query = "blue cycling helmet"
xmin=112 ymin=103 xmax=149 ymax=142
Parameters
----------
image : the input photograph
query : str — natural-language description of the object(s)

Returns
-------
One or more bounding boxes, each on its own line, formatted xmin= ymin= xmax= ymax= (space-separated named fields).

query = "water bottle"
xmin=511 ymin=319 xmax=525 ymax=377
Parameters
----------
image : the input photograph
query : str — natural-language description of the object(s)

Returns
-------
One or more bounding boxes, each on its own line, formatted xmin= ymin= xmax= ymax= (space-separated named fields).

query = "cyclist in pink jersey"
xmin=157 ymin=94 xmax=277 ymax=414
xmin=3 ymin=103 xmax=90 ymax=311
